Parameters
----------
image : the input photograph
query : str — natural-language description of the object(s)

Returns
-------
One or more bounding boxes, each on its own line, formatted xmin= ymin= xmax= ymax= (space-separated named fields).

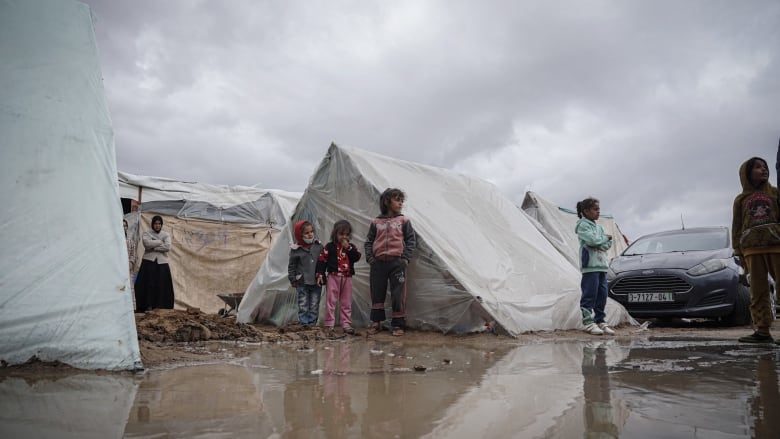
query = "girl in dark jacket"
xmin=317 ymin=220 xmax=361 ymax=336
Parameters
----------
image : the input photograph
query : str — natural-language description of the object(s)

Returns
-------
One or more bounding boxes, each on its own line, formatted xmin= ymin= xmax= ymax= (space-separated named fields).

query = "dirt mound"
xmin=135 ymin=309 xmax=270 ymax=342
xmin=135 ymin=309 xmax=352 ymax=343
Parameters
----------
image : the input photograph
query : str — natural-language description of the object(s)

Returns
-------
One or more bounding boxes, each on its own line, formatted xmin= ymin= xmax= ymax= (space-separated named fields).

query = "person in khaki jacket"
xmin=732 ymin=157 xmax=780 ymax=344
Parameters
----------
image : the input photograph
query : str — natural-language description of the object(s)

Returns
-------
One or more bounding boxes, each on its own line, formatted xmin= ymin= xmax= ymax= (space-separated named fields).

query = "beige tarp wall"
xmin=137 ymin=214 xmax=279 ymax=313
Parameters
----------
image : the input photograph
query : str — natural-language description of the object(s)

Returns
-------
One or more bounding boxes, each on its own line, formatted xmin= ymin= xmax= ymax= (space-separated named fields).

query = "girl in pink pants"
xmin=317 ymin=220 xmax=362 ymax=336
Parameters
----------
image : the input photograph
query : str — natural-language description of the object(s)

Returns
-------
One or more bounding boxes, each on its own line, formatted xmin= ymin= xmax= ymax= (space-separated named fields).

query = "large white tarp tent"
xmin=119 ymin=172 xmax=300 ymax=313
xmin=0 ymin=0 xmax=141 ymax=369
xmin=522 ymin=191 xmax=630 ymax=269
xmin=238 ymin=144 xmax=634 ymax=335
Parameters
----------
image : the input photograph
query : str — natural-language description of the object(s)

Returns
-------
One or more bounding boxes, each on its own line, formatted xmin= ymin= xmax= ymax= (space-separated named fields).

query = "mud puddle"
xmin=1 ymin=338 xmax=778 ymax=438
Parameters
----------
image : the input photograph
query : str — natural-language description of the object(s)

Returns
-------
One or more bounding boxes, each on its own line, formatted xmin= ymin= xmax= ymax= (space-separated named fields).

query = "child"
xmin=288 ymin=220 xmax=324 ymax=327
xmin=732 ymin=156 xmax=780 ymax=344
xmin=317 ymin=220 xmax=362 ymax=336
xmin=365 ymin=188 xmax=417 ymax=336
xmin=575 ymin=197 xmax=614 ymax=336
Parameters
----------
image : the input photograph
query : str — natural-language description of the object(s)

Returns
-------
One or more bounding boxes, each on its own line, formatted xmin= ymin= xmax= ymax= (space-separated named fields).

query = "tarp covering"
xmin=522 ymin=191 xmax=630 ymax=269
xmin=238 ymin=144 xmax=634 ymax=335
xmin=120 ymin=172 xmax=301 ymax=313
xmin=0 ymin=0 xmax=141 ymax=369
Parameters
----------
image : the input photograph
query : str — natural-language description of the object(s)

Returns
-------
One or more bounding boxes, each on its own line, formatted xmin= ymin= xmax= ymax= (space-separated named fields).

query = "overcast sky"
xmin=84 ymin=0 xmax=779 ymax=241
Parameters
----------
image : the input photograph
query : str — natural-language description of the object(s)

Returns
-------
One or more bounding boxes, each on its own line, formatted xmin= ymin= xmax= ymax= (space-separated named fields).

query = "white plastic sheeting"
xmin=238 ymin=144 xmax=635 ymax=335
xmin=0 ymin=0 xmax=141 ymax=369
xmin=118 ymin=171 xmax=301 ymax=224
xmin=522 ymin=191 xmax=630 ymax=269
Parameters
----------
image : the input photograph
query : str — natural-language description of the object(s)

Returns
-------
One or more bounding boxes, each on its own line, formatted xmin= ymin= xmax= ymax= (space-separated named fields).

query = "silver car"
xmin=606 ymin=227 xmax=772 ymax=326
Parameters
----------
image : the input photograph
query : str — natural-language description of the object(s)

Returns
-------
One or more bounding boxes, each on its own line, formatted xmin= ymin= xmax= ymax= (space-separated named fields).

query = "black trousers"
xmin=369 ymin=258 xmax=407 ymax=328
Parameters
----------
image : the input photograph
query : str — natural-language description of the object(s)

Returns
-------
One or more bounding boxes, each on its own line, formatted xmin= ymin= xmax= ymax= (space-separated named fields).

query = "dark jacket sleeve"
xmin=401 ymin=219 xmax=417 ymax=262
xmin=287 ymin=250 xmax=297 ymax=283
xmin=365 ymin=221 xmax=377 ymax=263
xmin=347 ymin=244 xmax=362 ymax=263
xmin=732 ymin=196 xmax=743 ymax=255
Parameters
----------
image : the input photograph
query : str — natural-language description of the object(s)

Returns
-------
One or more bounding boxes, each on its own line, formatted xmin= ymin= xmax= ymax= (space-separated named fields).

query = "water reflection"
xmin=124 ymin=363 xmax=277 ymax=437
xmin=0 ymin=339 xmax=777 ymax=438
xmin=581 ymin=341 xmax=620 ymax=438
xmin=750 ymin=354 xmax=780 ymax=437
xmin=609 ymin=341 xmax=779 ymax=438
xmin=0 ymin=374 xmax=137 ymax=438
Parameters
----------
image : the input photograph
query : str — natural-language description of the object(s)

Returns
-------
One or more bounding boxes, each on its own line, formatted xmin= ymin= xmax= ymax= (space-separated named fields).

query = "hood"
xmin=610 ymin=247 xmax=733 ymax=272
xmin=738 ymin=157 xmax=770 ymax=194
xmin=293 ymin=220 xmax=309 ymax=246
xmin=575 ymin=217 xmax=594 ymax=233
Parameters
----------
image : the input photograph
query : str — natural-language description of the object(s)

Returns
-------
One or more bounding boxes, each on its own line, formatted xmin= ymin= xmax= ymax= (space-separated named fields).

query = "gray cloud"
xmin=85 ymin=0 xmax=780 ymax=240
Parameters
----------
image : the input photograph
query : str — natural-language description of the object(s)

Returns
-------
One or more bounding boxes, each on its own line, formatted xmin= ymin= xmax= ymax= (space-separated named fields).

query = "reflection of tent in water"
xmin=119 ymin=172 xmax=300 ymax=314
xmin=522 ymin=191 xmax=630 ymax=269
xmin=424 ymin=342 xmax=630 ymax=437
xmin=0 ymin=374 xmax=138 ymax=438
xmin=0 ymin=0 xmax=141 ymax=369
xmin=238 ymin=144 xmax=634 ymax=335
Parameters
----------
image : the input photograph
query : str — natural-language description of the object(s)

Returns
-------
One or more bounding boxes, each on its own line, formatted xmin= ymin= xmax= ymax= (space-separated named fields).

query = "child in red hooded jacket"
xmin=288 ymin=220 xmax=324 ymax=327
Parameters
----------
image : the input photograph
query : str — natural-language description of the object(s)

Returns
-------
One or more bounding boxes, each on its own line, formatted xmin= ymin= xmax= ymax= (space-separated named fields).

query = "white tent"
xmin=118 ymin=172 xmax=300 ymax=313
xmin=238 ymin=144 xmax=634 ymax=335
xmin=522 ymin=191 xmax=629 ymax=269
xmin=0 ymin=0 xmax=141 ymax=369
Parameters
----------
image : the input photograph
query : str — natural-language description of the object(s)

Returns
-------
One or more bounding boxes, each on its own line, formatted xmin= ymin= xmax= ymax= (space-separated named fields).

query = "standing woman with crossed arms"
xmin=134 ymin=215 xmax=175 ymax=312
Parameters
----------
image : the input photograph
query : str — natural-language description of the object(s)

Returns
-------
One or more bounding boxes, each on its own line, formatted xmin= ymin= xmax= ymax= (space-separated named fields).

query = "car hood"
xmin=610 ymin=248 xmax=733 ymax=272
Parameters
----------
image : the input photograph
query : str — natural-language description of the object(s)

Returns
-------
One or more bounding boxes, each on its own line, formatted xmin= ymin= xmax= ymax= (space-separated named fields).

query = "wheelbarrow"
xmin=216 ymin=293 xmax=244 ymax=317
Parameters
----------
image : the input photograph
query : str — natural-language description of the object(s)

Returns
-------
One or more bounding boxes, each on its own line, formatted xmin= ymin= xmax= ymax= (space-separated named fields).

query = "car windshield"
xmin=623 ymin=230 xmax=728 ymax=255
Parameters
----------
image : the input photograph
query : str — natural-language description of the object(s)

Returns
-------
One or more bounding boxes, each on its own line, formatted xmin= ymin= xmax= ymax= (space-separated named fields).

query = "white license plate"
xmin=628 ymin=293 xmax=674 ymax=302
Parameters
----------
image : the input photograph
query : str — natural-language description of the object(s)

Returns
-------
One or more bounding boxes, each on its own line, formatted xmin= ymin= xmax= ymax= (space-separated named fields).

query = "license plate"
xmin=628 ymin=293 xmax=674 ymax=302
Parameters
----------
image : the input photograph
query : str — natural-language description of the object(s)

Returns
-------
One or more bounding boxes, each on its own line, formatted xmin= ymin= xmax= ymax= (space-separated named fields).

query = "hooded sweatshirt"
xmin=287 ymin=220 xmax=323 ymax=286
xmin=575 ymin=217 xmax=612 ymax=273
xmin=732 ymin=158 xmax=780 ymax=257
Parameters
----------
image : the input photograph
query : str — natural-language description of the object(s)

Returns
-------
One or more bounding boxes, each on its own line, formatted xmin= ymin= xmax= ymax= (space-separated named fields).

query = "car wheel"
xmin=722 ymin=285 xmax=751 ymax=327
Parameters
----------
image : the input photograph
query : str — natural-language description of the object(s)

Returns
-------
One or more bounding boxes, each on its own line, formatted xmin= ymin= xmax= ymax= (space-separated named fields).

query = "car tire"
xmin=722 ymin=285 xmax=751 ymax=327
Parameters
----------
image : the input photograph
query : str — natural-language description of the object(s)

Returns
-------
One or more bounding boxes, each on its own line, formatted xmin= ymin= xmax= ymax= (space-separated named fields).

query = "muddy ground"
xmin=1 ymin=309 xmax=773 ymax=373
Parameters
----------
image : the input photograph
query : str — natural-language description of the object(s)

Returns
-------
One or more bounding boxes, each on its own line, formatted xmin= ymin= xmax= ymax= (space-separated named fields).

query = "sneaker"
xmin=598 ymin=323 xmax=616 ymax=336
xmin=344 ymin=327 xmax=356 ymax=336
xmin=738 ymin=332 xmax=774 ymax=343
xmin=584 ymin=323 xmax=604 ymax=335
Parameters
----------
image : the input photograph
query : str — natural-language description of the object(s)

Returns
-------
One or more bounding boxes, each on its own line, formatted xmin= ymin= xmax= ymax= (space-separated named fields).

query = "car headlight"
xmin=687 ymin=258 xmax=728 ymax=276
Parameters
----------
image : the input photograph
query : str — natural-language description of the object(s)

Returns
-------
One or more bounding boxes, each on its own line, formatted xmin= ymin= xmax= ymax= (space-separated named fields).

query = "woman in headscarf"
xmin=134 ymin=215 xmax=175 ymax=312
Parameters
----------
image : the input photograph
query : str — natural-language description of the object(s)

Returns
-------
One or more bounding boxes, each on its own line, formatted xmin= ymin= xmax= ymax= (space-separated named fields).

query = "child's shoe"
xmin=325 ymin=327 xmax=344 ymax=339
xmin=344 ymin=327 xmax=356 ymax=336
xmin=367 ymin=322 xmax=381 ymax=335
xmin=598 ymin=323 xmax=615 ymax=335
xmin=584 ymin=323 xmax=604 ymax=335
